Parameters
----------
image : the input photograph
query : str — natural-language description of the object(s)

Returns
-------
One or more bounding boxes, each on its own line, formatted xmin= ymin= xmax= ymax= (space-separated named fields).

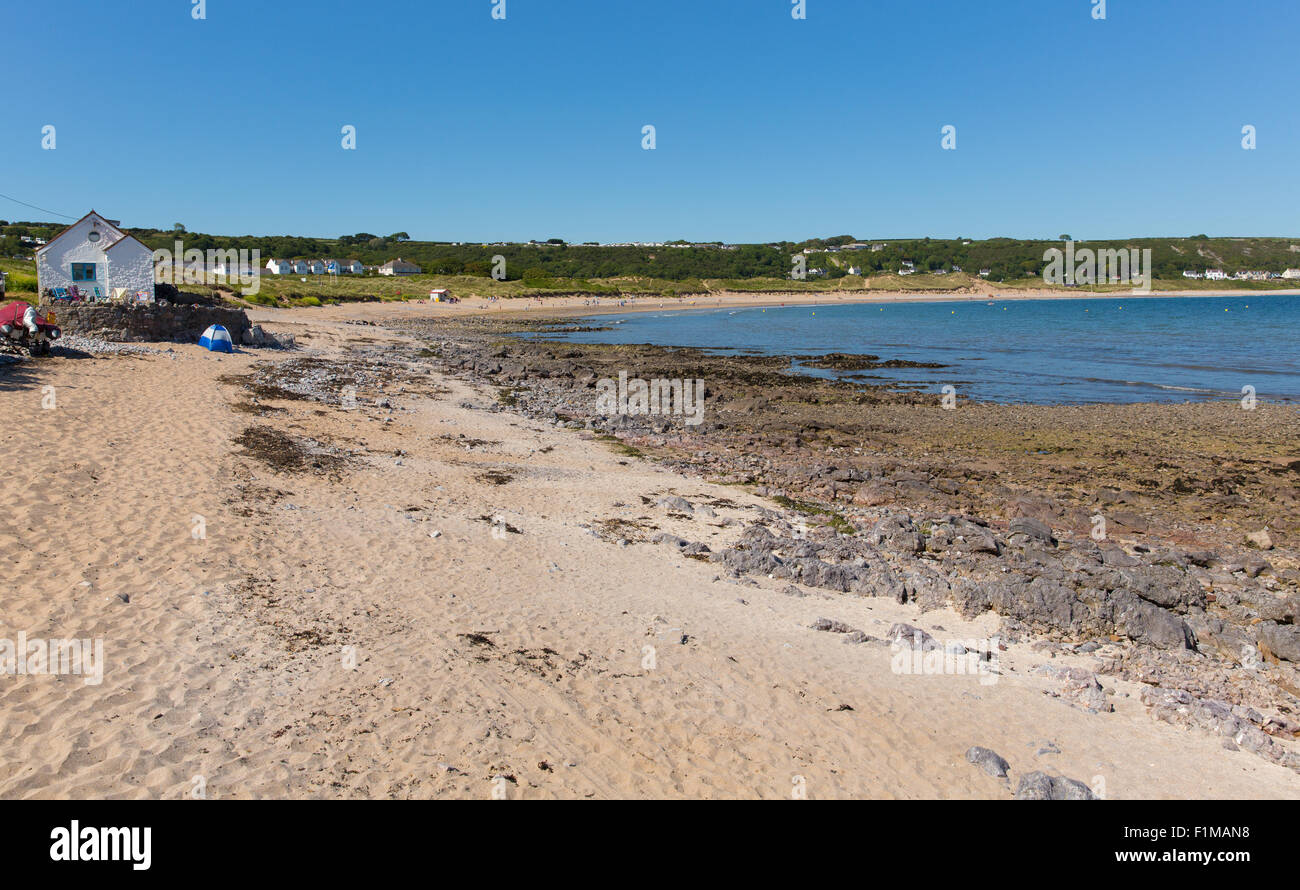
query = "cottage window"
xmin=71 ymin=263 xmax=97 ymax=281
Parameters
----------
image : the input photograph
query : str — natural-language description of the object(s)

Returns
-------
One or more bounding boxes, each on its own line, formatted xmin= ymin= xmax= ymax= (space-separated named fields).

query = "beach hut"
xmin=35 ymin=210 xmax=156 ymax=303
xmin=429 ymin=288 xmax=449 ymax=302
xmin=199 ymin=324 xmax=234 ymax=353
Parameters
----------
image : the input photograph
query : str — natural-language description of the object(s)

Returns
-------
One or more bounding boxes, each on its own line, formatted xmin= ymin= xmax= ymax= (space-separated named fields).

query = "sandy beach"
xmin=1 ymin=305 xmax=1297 ymax=799
xmin=243 ymin=285 xmax=1300 ymax=326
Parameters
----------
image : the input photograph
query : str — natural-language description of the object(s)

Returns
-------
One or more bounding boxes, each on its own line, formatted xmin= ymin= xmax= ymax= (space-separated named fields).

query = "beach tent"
xmin=199 ymin=324 xmax=234 ymax=353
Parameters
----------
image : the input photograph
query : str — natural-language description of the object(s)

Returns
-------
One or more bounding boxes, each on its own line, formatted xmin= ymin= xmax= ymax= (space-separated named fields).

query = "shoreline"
xmin=247 ymin=286 xmax=1300 ymax=326
xmin=245 ymin=287 xmax=1300 ymax=409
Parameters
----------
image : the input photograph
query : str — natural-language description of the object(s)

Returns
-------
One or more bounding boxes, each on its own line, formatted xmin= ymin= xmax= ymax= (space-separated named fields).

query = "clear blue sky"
xmin=5 ymin=0 xmax=1297 ymax=242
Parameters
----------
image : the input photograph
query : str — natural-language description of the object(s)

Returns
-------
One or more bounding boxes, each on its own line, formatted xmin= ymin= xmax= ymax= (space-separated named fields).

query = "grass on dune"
xmin=2 ymin=249 xmax=1293 ymax=311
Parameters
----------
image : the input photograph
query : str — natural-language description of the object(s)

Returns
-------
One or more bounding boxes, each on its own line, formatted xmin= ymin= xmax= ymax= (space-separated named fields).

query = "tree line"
xmin=6 ymin=219 xmax=1299 ymax=282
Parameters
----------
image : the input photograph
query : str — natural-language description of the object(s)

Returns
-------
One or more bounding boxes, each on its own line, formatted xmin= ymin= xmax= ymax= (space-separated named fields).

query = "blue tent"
xmin=199 ymin=324 xmax=234 ymax=353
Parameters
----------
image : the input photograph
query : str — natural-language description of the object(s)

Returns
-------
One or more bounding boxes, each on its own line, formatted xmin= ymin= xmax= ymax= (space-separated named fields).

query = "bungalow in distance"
xmin=379 ymin=258 xmax=422 ymax=276
xmin=266 ymin=258 xmax=364 ymax=275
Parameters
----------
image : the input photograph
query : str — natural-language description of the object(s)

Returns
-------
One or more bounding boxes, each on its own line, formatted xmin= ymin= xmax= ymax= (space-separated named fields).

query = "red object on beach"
xmin=0 ymin=301 xmax=62 ymax=346
xmin=0 ymin=301 xmax=28 ymax=328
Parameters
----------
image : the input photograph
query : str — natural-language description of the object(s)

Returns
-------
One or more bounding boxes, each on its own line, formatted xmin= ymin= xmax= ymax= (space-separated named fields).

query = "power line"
xmin=0 ymin=192 xmax=77 ymax=221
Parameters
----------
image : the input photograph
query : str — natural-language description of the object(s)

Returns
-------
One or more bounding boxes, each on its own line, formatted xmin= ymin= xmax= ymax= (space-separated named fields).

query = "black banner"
xmin=0 ymin=802 xmax=1278 ymax=876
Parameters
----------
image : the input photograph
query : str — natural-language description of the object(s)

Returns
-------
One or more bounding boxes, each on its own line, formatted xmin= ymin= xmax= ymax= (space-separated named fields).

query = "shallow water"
xmin=534 ymin=294 xmax=1300 ymax=405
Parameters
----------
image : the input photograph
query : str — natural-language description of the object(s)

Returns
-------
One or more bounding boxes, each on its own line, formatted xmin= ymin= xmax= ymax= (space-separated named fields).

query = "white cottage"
xmin=321 ymin=258 xmax=364 ymax=274
xmin=379 ymin=258 xmax=422 ymax=276
xmin=266 ymin=258 xmax=295 ymax=275
xmin=35 ymin=211 xmax=156 ymax=302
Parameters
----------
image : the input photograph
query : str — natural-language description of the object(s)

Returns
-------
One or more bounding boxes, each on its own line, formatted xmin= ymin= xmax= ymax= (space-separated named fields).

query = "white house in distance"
xmin=35 ymin=210 xmax=155 ymax=301
xmin=379 ymin=258 xmax=422 ymax=276
xmin=322 ymin=258 xmax=363 ymax=274
xmin=267 ymin=257 xmax=365 ymax=275
xmin=210 ymin=259 xmax=259 ymax=279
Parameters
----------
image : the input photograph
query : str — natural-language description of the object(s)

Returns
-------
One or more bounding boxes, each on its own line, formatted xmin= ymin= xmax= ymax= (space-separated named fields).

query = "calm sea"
xmin=533 ymin=293 xmax=1300 ymax=405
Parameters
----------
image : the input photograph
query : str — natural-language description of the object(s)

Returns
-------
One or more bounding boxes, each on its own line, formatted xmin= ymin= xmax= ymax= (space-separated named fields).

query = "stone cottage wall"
xmin=43 ymin=301 xmax=251 ymax=344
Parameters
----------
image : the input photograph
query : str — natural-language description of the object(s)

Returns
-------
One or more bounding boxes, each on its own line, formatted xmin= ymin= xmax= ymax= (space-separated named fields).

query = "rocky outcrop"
xmin=703 ymin=520 xmax=1200 ymax=651
xmin=1141 ymin=686 xmax=1300 ymax=770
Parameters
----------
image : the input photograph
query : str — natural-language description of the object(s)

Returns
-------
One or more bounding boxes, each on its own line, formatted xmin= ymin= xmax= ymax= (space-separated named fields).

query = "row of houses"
xmin=264 ymin=257 xmax=424 ymax=276
xmin=897 ymin=261 xmax=989 ymax=277
xmin=602 ymin=241 xmax=739 ymax=249
xmin=1183 ymin=269 xmax=1300 ymax=281
xmin=801 ymin=243 xmax=889 ymax=255
xmin=804 ymin=261 xmax=992 ymax=279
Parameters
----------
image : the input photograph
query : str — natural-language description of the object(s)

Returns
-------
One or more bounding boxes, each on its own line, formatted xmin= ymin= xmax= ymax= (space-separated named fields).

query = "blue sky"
xmin=5 ymin=0 xmax=1297 ymax=242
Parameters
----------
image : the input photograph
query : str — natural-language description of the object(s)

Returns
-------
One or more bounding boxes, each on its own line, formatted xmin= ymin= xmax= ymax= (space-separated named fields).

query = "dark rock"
xmin=1031 ymin=664 xmax=1112 ymax=712
xmin=870 ymin=515 xmax=923 ymax=553
xmin=1101 ymin=548 xmax=1141 ymax=567
xmin=1014 ymin=771 xmax=1097 ymax=800
xmin=1258 ymin=623 xmax=1300 ymax=663
xmin=965 ymin=746 xmax=1010 ymax=778
xmin=811 ymin=617 xmax=857 ymax=634
xmin=1242 ymin=556 xmax=1271 ymax=578
xmin=886 ymin=623 xmax=943 ymax=652
xmin=1257 ymin=594 xmax=1300 ymax=625
xmin=1008 ymin=517 xmax=1056 ymax=545
xmin=649 ymin=533 xmax=710 ymax=557
xmin=656 ymin=495 xmax=693 ymax=513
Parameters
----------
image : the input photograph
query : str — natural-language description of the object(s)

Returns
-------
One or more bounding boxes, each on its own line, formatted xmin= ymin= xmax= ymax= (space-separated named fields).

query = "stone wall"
xmin=43 ymin=301 xmax=252 ymax=344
